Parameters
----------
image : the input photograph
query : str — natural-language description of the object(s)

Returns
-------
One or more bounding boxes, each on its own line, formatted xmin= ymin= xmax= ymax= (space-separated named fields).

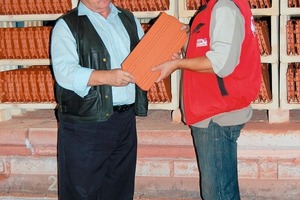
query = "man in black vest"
xmin=51 ymin=0 xmax=148 ymax=199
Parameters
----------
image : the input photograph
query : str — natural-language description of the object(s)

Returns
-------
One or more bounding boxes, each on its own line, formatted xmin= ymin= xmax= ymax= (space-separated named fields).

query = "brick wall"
xmin=1 ymin=110 xmax=300 ymax=199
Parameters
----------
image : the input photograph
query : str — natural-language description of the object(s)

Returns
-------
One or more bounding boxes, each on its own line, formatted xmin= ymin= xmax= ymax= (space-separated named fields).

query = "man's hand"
xmin=181 ymin=24 xmax=190 ymax=52
xmin=151 ymin=51 xmax=182 ymax=83
xmin=181 ymin=24 xmax=190 ymax=34
xmin=107 ymin=69 xmax=135 ymax=86
xmin=151 ymin=24 xmax=189 ymax=83
xmin=88 ymin=69 xmax=135 ymax=87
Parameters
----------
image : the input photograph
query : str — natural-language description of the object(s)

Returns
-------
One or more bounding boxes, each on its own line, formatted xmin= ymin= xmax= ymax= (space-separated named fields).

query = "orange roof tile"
xmin=122 ymin=12 xmax=187 ymax=91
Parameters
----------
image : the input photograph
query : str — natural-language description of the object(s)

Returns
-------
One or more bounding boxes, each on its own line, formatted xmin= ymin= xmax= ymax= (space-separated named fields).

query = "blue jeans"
xmin=191 ymin=121 xmax=244 ymax=200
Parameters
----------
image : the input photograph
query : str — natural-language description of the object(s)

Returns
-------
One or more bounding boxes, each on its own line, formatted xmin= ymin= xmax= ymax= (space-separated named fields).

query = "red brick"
xmin=137 ymin=159 xmax=172 ymax=177
xmin=10 ymin=156 xmax=57 ymax=175
xmin=174 ymin=160 xmax=199 ymax=177
xmin=137 ymin=130 xmax=192 ymax=146
xmin=0 ymin=174 xmax=57 ymax=196
xmin=278 ymin=159 xmax=300 ymax=179
xmin=27 ymin=128 xmax=57 ymax=156
xmin=259 ymin=161 xmax=278 ymax=179
xmin=0 ymin=158 xmax=10 ymax=181
xmin=27 ymin=128 xmax=57 ymax=146
xmin=238 ymin=159 xmax=259 ymax=179
xmin=0 ymin=145 xmax=31 ymax=156
xmin=0 ymin=130 xmax=27 ymax=146
xmin=138 ymin=144 xmax=195 ymax=158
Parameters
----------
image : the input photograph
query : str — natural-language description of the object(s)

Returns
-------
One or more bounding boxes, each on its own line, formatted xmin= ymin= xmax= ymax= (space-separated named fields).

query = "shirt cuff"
xmin=73 ymin=67 xmax=93 ymax=97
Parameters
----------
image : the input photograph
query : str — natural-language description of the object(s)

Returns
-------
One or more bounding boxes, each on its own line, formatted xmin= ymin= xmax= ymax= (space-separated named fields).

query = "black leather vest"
xmin=55 ymin=7 xmax=148 ymax=123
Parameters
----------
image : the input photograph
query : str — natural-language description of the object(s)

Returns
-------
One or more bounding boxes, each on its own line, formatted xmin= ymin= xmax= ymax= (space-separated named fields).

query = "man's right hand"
xmin=88 ymin=69 xmax=135 ymax=87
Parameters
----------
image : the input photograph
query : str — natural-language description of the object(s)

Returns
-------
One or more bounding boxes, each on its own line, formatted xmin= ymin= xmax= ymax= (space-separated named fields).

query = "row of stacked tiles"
xmin=0 ymin=0 xmax=72 ymax=15
xmin=0 ymin=66 xmax=173 ymax=103
xmin=286 ymin=19 xmax=300 ymax=56
xmin=0 ymin=19 xmax=276 ymax=60
xmin=287 ymin=62 xmax=300 ymax=103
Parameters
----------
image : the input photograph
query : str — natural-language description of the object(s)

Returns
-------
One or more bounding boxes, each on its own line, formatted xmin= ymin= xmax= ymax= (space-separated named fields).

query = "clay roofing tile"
xmin=122 ymin=12 xmax=187 ymax=91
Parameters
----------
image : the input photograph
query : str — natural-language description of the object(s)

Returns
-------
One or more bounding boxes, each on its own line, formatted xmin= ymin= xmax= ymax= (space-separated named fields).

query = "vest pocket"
xmin=61 ymin=89 xmax=102 ymax=117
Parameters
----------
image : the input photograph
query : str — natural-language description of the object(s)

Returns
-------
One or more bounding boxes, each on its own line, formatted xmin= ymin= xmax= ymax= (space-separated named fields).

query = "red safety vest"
xmin=183 ymin=0 xmax=261 ymax=125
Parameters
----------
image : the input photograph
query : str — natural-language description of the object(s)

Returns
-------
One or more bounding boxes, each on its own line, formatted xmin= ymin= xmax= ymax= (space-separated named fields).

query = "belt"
xmin=113 ymin=104 xmax=134 ymax=112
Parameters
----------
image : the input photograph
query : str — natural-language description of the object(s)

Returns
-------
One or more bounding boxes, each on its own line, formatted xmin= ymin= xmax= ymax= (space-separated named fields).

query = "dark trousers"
xmin=58 ymin=107 xmax=137 ymax=200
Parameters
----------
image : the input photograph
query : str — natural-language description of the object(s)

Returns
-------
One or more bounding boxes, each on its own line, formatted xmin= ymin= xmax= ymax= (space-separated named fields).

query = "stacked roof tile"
xmin=286 ymin=62 xmax=300 ymax=103
xmin=253 ymin=63 xmax=272 ymax=103
xmin=255 ymin=19 xmax=271 ymax=56
xmin=0 ymin=66 xmax=55 ymax=103
xmin=147 ymin=75 xmax=172 ymax=103
xmin=0 ymin=64 xmax=173 ymax=104
xmin=0 ymin=0 xmax=72 ymax=15
xmin=0 ymin=26 xmax=52 ymax=59
xmin=185 ymin=0 xmax=272 ymax=10
xmin=185 ymin=0 xmax=202 ymax=10
xmin=286 ymin=19 xmax=300 ymax=55
xmin=112 ymin=0 xmax=170 ymax=11
xmin=248 ymin=0 xmax=271 ymax=9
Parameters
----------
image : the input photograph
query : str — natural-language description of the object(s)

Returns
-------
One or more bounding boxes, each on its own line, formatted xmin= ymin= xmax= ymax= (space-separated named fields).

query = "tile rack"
xmin=280 ymin=63 xmax=300 ymax=110
xmin=0 ymin=0 xmax=78 ymax=121
xmin=2 ymin=0 xmax=300 ymax=122
xmin=279 ymin=0 xmax=300 ymax=111
xmin=0 ymin=0 xmax=183 ymax=121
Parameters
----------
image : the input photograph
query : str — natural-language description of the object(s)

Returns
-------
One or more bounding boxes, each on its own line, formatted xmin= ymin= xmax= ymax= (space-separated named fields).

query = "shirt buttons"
xmin=105 ymin=95 xmax=109 ymax=99
xmin=102 ymin=58 xmax=107 ymax=62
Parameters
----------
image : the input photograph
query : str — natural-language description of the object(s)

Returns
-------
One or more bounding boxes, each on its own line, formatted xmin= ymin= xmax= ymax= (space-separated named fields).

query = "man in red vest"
xmin=152 ymin=0 xmax=261 ymax=199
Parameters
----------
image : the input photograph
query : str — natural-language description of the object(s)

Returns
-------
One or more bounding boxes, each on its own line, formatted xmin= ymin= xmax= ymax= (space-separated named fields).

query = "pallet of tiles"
xmin=255 ymin=15 xmax=279 ymax=63
xmin=280 ymin=62 xmax=300 ymax=109
xmin=252 ymin=63 xmax=279 ymax=110
xmin=0 ymin=0 xmax=78 ymax=21
xmin=0 ymin=0 xmax=72 ymax=15
xmin=280 ymin=16 xmax=300 ymax=63
xmin=0 ymin=66 xmax=55 ymax=103
xmin=0 ymin=26 xmax=52 ymax=60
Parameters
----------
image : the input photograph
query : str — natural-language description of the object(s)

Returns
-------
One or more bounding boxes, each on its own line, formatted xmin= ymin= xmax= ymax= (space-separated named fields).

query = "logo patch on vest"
xmin=196 ymin=38 xmax=208 ymax=47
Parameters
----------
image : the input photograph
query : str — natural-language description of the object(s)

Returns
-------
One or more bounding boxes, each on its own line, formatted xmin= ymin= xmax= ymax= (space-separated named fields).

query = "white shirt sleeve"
xmin=51 ymin=19 xmax=93 ymax=98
